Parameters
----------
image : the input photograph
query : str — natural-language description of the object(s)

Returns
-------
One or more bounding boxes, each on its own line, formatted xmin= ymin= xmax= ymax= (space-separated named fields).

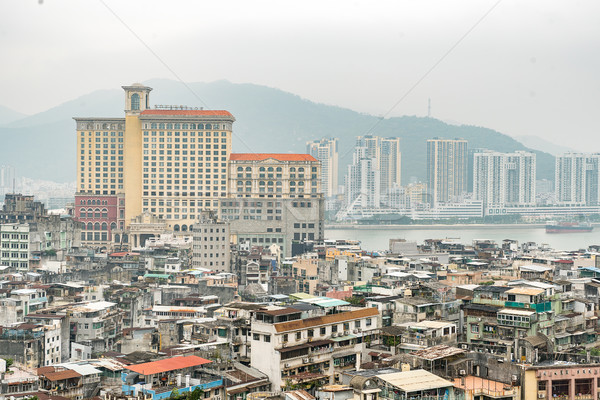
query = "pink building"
xmin=74 ymin=194 xmax=125 ymax=248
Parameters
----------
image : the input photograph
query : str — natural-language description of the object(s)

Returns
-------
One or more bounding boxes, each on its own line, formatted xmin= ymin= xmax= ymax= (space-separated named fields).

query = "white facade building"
xmin=473 ymin=150 xmax=536 ymax=213
xmin=306 ymin=138 xmax=339 ymax=198
xmin=0 ymin=223 xmax=29 ymax=271
xmin=250 ymin=307 xmax=380 ymax=390
xmin=427 ymin=139 xmax=468 ymax=205
xmin=555 ymin=153 xmax=600 ymax=206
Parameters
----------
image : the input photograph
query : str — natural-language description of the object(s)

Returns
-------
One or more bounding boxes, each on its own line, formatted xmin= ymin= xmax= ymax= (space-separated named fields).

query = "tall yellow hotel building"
xmin=74 ymin=83 xmax=235 ymax=248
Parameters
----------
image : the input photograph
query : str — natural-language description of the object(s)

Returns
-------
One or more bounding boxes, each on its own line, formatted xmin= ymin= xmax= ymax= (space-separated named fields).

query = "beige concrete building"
xmin=192 ymin=212 xmax=231 ymax=271
xmin=74 ymin=83 xmax=235 ymax=247
xmin=220 ymin=154 xmax=324 ymax=257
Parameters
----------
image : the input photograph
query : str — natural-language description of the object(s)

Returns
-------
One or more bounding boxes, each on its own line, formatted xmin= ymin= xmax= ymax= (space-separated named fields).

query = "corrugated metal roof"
xmin=377 ymin=369 xmax=453 ymax=392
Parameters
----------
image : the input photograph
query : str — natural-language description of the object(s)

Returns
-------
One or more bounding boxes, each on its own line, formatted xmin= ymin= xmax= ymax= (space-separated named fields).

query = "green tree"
xmin=169 ymin=388 xmax=180 ymax=400
xmin=189 ymin=388 xmax=203 ymax=400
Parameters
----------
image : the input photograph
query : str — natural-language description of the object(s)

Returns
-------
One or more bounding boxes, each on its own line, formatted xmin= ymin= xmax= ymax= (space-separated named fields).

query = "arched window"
xmin=94 ymin=222 xmax=100 ymax=231
xmin=110 ymin=222 xmax=117 ymax=230
xmin=237 ymin=167 xmax=243 ymax=171
xmin=102 ymin=209 xmax=108 ymax=218
xmin=131 ymin=93 xmax=140 ymax=110
xmin=290 ymin=181 xmax=296 ymax=186
xmin=94 ymin=208 xmax=101 ymax=218
xmin=174 ymin=224 xmax=180 ymax=232
xmin=245 ymin=167 xmax=251 ymax=172
xmin=114 ymin=234 xmax=120 ymax=243
xmin=267 ymin=181 xmax=274 ymax=186
xmin=87 ymin=222 xmax=93 ymax=230
xmin=122 ymin=234 xmax=128 ymax=243
xmin=259 ymin=181 xmax=265 ymax=186
xmin=101 ymin=222 xmax=108 ymax=231
xmin=276 ymin=167 xmax=282 ymax=172
xmin=91 ymin=199 xmax=96 ymax=205
xmin=268 ymin=167 xmax=274 ymax=172
xmin=181 ymin=225 xmax=188 ymax=232
xmin=245 ymin=181 xmax=252 ymax=186
xmin=259 ymin=167 xmax=265 ymax=172
xmin=205 ymin=123 xmax=212 ymax=129
xmin=290 ymin=167 xmax=296 ymax=172
xmin=298 ymin=167 xmax=305 ymax=172
xmin=87 ymin=199 xmax=91 ymax=205
xmin=80 ymin=209 xmax=86 ymax=218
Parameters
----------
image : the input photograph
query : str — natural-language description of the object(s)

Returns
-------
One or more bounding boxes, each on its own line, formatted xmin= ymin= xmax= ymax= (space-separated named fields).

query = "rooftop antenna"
xmin=427 ymin=98 xmax=431 ymax=118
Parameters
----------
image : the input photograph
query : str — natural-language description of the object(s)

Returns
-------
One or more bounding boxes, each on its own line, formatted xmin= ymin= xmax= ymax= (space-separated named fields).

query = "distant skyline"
xmin=1 ymin=0 xmax=599 ymax=152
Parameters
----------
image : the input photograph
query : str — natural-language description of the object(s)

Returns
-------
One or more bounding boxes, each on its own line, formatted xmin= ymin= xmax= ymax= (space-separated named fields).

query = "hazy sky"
xmin=1 ymin=0 xmax=599 ymax=151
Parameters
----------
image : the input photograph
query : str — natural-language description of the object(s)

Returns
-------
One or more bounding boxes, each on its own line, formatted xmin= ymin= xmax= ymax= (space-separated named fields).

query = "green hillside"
xmin=0 ymin=79 xmax=555 ymax=183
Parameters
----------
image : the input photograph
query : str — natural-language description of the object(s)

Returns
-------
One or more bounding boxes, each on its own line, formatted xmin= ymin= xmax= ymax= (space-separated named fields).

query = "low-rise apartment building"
xmin=250 ymin=306 xmax=380 ymax=390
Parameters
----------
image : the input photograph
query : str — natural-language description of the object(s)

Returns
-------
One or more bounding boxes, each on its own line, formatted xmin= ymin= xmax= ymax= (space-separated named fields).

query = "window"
xmin=283 ymin=334 xmax=288 ymax=342
xmin=131 ymin=93 xmax=140 ymax=110
xmin=366 ymin=318 xmax=372 ymax=327
xmin=296 ymin=331 xmax=301 ymax=340
xmin=264 ymin=335 xmax=271 ymax=342
xmin=253 ymin=333 xmax=259 ymax=340
xmin=331 ymin=325 xmax=338 ymax=333
xmin=320 ymin=327 xmax=326 ymax=335
xmin=471 ymin=324 xmax=479 ymax=333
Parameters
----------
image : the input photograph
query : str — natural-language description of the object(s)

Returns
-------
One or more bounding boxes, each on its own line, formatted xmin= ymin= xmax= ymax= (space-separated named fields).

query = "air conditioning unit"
xmin=353 ymin=329 xmax=358 ymax=334
xmin=462 ymin=344 xmax=468 ymax=349
xmin=344 ymin=331 xmax=350 ymax=336
xmin=459 ymin=370 xmax=466 ymax=375
xmin=284 ymin=363 xmax=290 ymax=368
xmin=309 ymin=358 xmax=314 ymax=362
xmin=538 ymin=394 xmax=545 ymax=399
xmin=303 ymin=358 xmax=310 ymax=363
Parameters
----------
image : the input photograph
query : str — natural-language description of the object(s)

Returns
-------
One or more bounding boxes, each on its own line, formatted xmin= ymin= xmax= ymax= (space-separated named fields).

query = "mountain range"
xmin=0 ymin=79 xmax=557 ymax=184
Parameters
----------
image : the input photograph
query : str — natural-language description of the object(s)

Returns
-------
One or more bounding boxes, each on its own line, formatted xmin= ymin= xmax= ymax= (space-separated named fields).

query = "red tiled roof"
xmin=125 ymin=355 xmax=211 ymax=375
xmin=140 ymin=110 xmax=232 ymax=117
xmin=230 ymin=153 xmax=317 ymax=162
